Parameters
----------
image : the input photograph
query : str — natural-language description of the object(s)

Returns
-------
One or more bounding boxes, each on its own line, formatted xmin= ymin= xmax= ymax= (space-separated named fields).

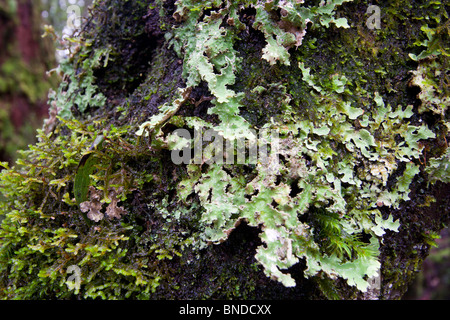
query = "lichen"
xmin=47 ymin=46 xmax=109 ymax=119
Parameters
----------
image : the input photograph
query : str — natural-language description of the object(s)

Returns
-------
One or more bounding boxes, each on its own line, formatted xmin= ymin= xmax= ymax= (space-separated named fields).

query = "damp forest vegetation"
xmin=0 ymin=0 xmax=449 ymax=300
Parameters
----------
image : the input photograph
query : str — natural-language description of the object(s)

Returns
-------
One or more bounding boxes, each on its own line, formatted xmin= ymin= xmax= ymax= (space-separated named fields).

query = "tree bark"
xmin=0 ymin=0 xmax=56 ymax=163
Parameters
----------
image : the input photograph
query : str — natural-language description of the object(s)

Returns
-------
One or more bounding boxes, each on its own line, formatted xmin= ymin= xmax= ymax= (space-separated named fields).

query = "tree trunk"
xmin=0 ymin=0 xmax=57 ymax=163
xmin=0 ymin=0 xmax=448 ymax=300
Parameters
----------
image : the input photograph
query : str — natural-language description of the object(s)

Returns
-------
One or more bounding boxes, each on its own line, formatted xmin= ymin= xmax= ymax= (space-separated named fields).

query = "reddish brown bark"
xmin=16 ymin=0 xmax=40 ymax=64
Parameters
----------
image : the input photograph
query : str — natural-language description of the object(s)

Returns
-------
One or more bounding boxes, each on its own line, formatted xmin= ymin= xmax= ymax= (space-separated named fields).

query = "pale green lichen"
xmin=410 ymin=58 xmax=449 ymax=116
xmin=134 ymin=0 xmax=442 ymax=292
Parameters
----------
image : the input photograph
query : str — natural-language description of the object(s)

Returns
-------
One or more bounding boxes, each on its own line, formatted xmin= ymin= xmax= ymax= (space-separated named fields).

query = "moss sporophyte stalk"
xmin=0 ymin=0 xmax=448 ymax=299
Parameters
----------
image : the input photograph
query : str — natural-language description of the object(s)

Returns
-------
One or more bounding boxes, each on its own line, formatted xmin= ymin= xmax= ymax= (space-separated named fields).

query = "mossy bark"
xmin=0 ymin=0 xmax=448 ymax=300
